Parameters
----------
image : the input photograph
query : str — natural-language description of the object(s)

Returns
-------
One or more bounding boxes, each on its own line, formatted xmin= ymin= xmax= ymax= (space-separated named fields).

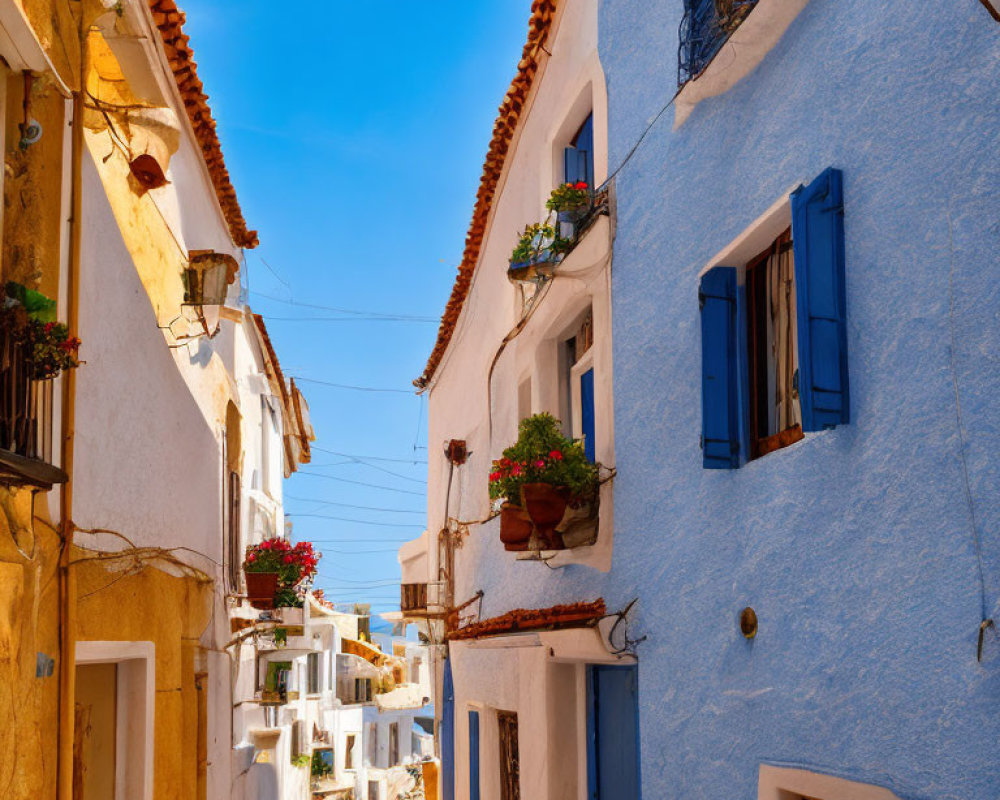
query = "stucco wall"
xmin=430 ymin=1 xmax=1000 ymax=799
xmin=592 ymin=1 xmax=999 ymax=798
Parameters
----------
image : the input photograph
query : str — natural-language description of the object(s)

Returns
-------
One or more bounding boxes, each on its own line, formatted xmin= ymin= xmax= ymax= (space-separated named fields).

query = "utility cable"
xmin=249 ymin=290 xmax=437 ymax=321
xmin=290 ymin=376 xmax=413 ymax=394
xmin=284 ymin=494 xmax=423 ymax=514
xmin=286 ymin=513 xmax=421 ymax=528
xmin=295 ymin=471 xmax=424 ymax=496
xmin=310 ymin=445 xmax=427 ymax=465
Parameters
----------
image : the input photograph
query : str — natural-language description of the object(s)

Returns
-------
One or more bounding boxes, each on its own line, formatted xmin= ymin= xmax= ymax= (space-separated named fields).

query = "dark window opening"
xmin=498 ymin=711 xmax=520 ymax=800
xmin=745 ymin=228 xmax=802 ymax=459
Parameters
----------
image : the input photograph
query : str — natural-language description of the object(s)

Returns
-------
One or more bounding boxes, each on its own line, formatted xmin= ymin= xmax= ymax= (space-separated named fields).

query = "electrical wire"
xmin=310 ymin=445 xmax=427 ymax=465
xmin=290 ymin=376 xmax=413 ymax=394
xmin=295 ymin=471 xmax=424 ymax=496
xmin=286 ymin=513 xmax=421 ymax=528
xmin=249 ymin=289 xmax=437 ymax=321
xmin=284 ymin=494 xmax=423 ymax=514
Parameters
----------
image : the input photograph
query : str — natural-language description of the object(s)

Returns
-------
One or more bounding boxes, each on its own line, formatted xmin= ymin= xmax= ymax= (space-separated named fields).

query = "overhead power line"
xmin=250 ymin=289 xmax=438 ymax=322
xmin=284 ymin=494 xmax=423 ymax=514
xmin=287 ymin=513 xmax=421 ymax=528
xmin=292 ymin=376 xmax=412 ymax=395
xmin=295 ymin=472 xmax=425 ymax=496
xmin=311 ymin=445 xmax=427 ymax=465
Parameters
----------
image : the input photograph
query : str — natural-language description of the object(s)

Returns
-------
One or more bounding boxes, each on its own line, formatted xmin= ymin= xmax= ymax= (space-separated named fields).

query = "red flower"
xmin=574 ymin=181 xmax=588 ymax=190
xmin=549 ymin=450 xmax=563 ymax=461
xmin=261 ymin=540 xmax=271 ymax=550
xmin=246 ymin=553 xmax=256 ymax=563
xmin=534 ymin=459 xmax=545 ymax=468
xmin=284 ymin=555 xmax=294 ymax=564
xmin=44 ymin=322 xmax=56 ymax=333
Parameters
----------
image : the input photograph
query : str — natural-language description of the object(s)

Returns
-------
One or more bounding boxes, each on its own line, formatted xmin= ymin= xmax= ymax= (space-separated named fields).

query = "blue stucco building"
xmin=415 ymin=2 xmax=1000 ymax=798
xmin=600 ymin=0 xmax=1000 ymax=797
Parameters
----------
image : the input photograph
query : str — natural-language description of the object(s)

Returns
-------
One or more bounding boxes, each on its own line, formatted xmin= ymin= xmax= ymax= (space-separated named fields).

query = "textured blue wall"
xmin=595 ymin=0 xmax=1000 ymax=797
xmin=455 ymin=2 xmax=1000 ymax=797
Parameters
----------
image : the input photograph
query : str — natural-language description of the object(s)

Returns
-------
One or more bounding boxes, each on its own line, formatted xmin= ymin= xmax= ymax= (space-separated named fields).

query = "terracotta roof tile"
xmin=414 ymin=0 xmax=558 ymax=389
xmin=448 ymin=599 xmax=605 ymax=641
xmin=147 ymin=0 xmax=258 ymax=249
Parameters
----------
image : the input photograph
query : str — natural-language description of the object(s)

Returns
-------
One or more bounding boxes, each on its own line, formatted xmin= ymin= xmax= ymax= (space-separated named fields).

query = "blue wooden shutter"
xmin=791 ymin=167 xmax=849 ymax=431
xmin=468 ymin=710 xmax=480 ymax=800
xmin=699 ymin=266 xmax=741 ymax=468
xmin=588 ymin=665 xmax=641 ymax=799
xmin=580 ymin=367 xmax=596 ymax=462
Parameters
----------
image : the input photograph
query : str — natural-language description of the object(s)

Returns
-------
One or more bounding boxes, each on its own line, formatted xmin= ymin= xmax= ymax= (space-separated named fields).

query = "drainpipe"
xmin=56 ymin=37 xmax=86 ymax=800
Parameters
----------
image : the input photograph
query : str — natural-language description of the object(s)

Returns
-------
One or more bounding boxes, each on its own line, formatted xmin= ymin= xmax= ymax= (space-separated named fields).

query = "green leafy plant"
xmin=292 ymin=753 xmax=312 ymax=769
xmin=545 ymin=181 xmax=591 ymax=213
xmin=243 ymin=538 xmax=319 ymax=607
xmin=489 ymin=413 xmax=598 ymax=503
xmin=510 ymin=223 xmax=571 ymax=266
xmin=273 ymin=627 xmax=287 ymax=647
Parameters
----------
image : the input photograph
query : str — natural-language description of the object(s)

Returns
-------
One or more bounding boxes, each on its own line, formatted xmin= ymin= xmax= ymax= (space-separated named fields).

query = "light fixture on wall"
xmin=740 ymin=606 xmax=758 ymax=639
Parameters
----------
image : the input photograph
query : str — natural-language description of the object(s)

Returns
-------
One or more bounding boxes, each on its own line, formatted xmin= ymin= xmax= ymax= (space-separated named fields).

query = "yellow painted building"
xmin=0 ymin=2 xmax=305 ymax=798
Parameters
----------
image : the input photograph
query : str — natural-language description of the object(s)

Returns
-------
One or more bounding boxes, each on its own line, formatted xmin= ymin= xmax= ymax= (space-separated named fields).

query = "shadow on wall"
xmin=246 ymin=760 xmax=279 ymax=798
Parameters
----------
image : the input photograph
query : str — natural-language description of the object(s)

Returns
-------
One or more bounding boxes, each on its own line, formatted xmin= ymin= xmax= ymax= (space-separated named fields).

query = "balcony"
xmin=677 ymin=0 xmax=759 ymax=86
xmin=400 ymin=583 xmax=428 ymax=614
xmin=0 ymin=327 xmax=66 ymax=488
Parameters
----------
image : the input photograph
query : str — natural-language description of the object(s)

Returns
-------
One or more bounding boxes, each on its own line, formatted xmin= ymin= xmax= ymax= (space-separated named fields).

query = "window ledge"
xmin=0 ymin=449 xmax=67 ymax=489
xmin=674 ymin=0 xmax=810 ymax=128
xmin=556 ymin=211 xmax=612 ymax=280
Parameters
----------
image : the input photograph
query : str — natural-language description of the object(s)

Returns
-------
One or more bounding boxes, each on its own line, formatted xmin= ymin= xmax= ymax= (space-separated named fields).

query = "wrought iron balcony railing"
xmin=678 ymin=0 xmax=759 ymax=86
xmin=0 ymin=327 xmax=65 ymax=487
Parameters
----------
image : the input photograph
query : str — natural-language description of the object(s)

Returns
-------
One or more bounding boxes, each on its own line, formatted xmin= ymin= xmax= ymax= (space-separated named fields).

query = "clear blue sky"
xmin=180 ymin=1 xmax=531 ymax=611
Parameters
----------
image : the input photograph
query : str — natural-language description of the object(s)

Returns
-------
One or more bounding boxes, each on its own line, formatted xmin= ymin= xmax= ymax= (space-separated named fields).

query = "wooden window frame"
xmin=744 ymin=227 xmax=803 ymax=460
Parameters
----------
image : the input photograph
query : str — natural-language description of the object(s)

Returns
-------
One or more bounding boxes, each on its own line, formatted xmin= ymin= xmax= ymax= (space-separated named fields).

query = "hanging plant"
xmin=1 ymin=283 xmax=80 ymax=380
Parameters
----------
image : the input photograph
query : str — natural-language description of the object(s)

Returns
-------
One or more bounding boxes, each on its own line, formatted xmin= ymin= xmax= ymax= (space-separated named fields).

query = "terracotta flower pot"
xmin=244 ymin=570 xmax=279 ymax=610
xmin=521 ymin=483 xmax=570 ymax=550
xmin=499 ymin=503 xmax=533 ymax=551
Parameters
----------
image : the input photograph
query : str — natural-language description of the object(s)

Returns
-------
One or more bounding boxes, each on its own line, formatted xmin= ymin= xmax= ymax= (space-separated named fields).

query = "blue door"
xmin=468 ymin=709 xmax=481 ymax=800
xmin=587 ymin=665 xmax=641 ymax=799
xmin=441 ymin=658 xmax=455 ymax=800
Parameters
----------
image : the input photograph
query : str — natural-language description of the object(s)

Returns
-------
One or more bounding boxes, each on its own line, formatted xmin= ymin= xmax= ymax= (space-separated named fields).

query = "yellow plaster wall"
xmin=15 ymin=0 xmax=81 ymax=90
xmin=0 ymin=489 xmax=63 ymax=800
xmin=75 ymin=548 xmax=214 ymax=800
xmin=2 ymin=73 xmax=66 ymax=300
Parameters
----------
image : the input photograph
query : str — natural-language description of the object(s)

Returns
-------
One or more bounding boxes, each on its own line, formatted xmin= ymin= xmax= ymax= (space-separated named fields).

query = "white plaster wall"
xmin=449 ymin=642 xmax=585 ymax=800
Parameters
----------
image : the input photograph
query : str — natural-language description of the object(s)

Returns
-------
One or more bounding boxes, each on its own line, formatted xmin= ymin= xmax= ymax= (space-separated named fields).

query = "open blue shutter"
xmin=791 ymin=168 xmax=849 ymax=431
xmin=468 ymin=710 xmax=480 ymax=800
xmin=580 ymin=368 xmax=596 ymax=462
xmin=700 ymin=267 xmax=741 ymax=468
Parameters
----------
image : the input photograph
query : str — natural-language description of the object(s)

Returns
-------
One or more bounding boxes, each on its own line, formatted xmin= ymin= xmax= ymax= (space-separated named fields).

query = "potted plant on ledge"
xmin=489 ymin=413 xmax=598 ymax=551
xmin=507 ymin=223 xmax=570 ymax=284
xmin=546 ymin=181 xmax=591 ymax=238
xmin=243 ymin=537 xmax=320 ymax=610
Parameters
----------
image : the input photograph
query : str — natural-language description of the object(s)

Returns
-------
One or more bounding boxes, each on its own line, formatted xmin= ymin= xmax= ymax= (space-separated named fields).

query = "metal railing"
xmin=0 ymin=326 xmax=53 ymax=465
xmin=678 ymin=0 xmax=759 ymax=86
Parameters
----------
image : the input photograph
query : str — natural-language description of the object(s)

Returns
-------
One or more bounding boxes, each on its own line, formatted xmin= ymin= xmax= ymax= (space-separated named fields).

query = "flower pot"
xmin=499 ymin=503 xmax=533 ymax=551
xmin=556 ymin=206 xmax=588 ymax=224
xmin=244 ymin=570 xmax=279 ymax=609
xmin=521 ymin=483 xmax=570 ymax=550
